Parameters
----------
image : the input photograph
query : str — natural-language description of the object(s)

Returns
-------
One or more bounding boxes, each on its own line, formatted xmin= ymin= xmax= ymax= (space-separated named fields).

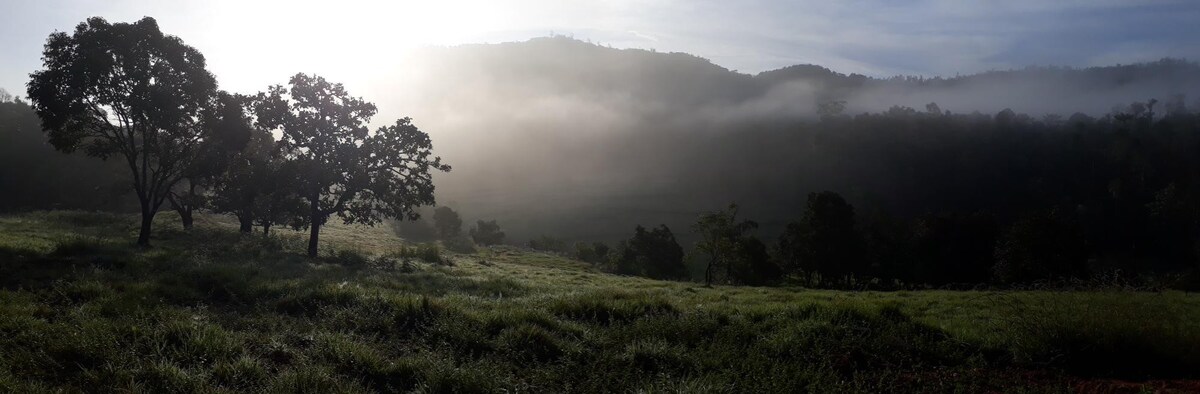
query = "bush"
xmin=574 ymin=242 xmax=610 ymax=264
xmin=442 ymin=235 xmax=477 ymax=254
xmin=610 ymin=225 xmax=687 ymax=280
xmin=528 ymin=236 xmax=568 ymax=253
xmin=469 ymin=220 xmax=505 ymax=246
xmin=391 ymin=243 xmax=445 ymax=265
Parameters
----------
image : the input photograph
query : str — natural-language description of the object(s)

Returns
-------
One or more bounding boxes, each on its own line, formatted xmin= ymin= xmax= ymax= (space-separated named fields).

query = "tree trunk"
xmin=704 ymin=256 xmax=716 ymax=286
xmin=180 ymin=207 xmax=194 ymax=230
xmin=137 ymin=198 xmax=154 ymax=247
xmin=239 ymin=215 xmax=253 ymax=233
xmin=307 ymin=197 xmax=321 ymax=258
xmin=263 ymin=223 xmax=271 ymax=237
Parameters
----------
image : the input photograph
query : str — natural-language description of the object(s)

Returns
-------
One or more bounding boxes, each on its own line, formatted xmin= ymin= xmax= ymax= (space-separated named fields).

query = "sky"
xmin=2 ymin=0 xmax=1200 ymax=101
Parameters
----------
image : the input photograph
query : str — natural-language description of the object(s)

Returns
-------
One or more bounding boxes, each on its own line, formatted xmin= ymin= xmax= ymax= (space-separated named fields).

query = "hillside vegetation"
xmin=1 ymin=211 xmax=1197 ymax=393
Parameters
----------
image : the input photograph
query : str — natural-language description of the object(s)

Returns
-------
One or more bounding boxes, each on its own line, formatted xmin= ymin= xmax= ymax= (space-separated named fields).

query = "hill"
xmin=388 ymin=37 xmax=1200 ymax=244
xmin=0 ymin=210 xmax=1197 ymax=392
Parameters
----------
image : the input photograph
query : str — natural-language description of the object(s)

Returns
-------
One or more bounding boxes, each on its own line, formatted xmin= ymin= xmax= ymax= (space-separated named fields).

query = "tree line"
xmin=20 ymin=17 xmax=449 ymax=256
xmin=518 ymin=99 xmax=1200 ymax=289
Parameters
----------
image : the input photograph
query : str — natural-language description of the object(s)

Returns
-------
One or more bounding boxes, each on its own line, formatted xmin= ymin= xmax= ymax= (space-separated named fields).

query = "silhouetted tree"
xmin=433 ymin=206 xmax=463 ymax=239
xmin=613 ymin=225 xmax=686 ymax=280
xmin=167 ymin=92 xmax=253 ymax=230
xmin=729 ymin=236 xmax=781 ymax=286
xmin=778 ymin=192 xmax=864 ymax=286
xmin=27 ymin=17 xmax=217 ymax=246
xmin=209 ymin=113 xmax=307 ymax=237
xmin=693 ymin=204 xmax=759 ymax=286
xmin=911 ymin=212 xmax=997 ymax=285
xmin=255 ymin=73 xmax=450 ymax=257
xmin=470 ymin=219 xmax=505 ymax=246
xmin=993 ymin=209 xmax=1087 ymax=283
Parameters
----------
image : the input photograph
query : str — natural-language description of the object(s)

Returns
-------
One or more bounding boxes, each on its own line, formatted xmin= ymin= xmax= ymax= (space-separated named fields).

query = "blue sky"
xmin=2 ymin=0 xmax=1199 ymax=99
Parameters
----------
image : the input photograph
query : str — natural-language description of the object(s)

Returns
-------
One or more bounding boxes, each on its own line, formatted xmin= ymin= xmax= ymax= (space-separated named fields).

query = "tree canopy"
xmin=255 ymin=73 xmax=450 ymax=257
xmin=26 ymin=16 xmax=218 ymax=246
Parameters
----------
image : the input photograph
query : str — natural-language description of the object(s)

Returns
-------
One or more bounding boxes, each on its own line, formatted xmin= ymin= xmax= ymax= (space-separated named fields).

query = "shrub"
xmin=469 ymin=220 xmax=505 ymax=246
xmin=528 ymin=236 xmax=568 ymax=253
xmin=392 ymin=244 xmax=445 ymax=265
xmin=442 ymin=235 xmax=477 ymax=254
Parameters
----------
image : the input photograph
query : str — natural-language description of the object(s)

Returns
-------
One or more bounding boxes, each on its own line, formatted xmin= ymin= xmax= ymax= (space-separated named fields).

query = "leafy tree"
xmin=693 ymin=204 xmax=758 ymax=286
xmin=27 ymin=17 xmax=218 ymax=246
xmin=470 ymin=219 xmax=506 ymax=246
xmin=993 ymin=209 xmax=1087 ymax=284
xmin=0 ymin=88 xmax=11 ymax=103
xmin=210 ymin=124 xmax=307 ymax=237
xmin=778 ymin=192 xmax=864 ymax=286
xmin=166 ymin=92 xmax=253 ymax=230
xmin=433 ymin=206 xmax=463 ymax=239
xmin=575 ymin=241 xmax=610 ymax=264
xmin=613 ymin=225 xmax=686 ymax=280
xmin=255 ymin=73 xmax=450 ymax=257
xmin=729 ymin=236 xmax=781 ymax=286
xmin=911 ymin=212 xmax=998 ymax=285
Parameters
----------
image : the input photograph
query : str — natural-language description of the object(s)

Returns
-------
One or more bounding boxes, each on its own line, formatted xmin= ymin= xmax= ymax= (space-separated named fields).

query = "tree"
xmin=614 ymin=225 xmax=686 ymax=280
xmin=778 ymin=192 xmax=864 ymax=286
xmin=470 ymin=219 xmax=505 ymax=246
xmin=993 ymin=209 xmax=1087 ymax=284
xmin=209 ymin=122 xmax=306 ymax=237
xmin=255 ymin=73 xmax=450 ymax=257
xmin=27 ymin=17 xmax=218 ymax=246
xmin=166 ymin=92 xmax=253 ymax=230
xmin=729 ymin=236 xmax=781 ymax=286
xmin=692 ymin=204 xmax=758 ymax=286
xmin=0 ymin=88 xmax=11 ymax=103
xmin=432 ymin=206 xmax=463 ymax=239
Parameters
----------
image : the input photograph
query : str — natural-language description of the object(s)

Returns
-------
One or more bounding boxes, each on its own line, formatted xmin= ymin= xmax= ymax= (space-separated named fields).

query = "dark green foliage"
xmin=441 ymin=235 xmax=477 ymax=253
xmin=728 ymin=236 xmax=781 ymax=286
xmin=910 ymin=212 xmax=998 ymax=286
xmin=778 ymin=191 xmax=865 ymax=286
xmin=574 ymin=241 xmax=610 ymax=264
xmin=993 ymin=209 xmax=1087 ymax=283
xmin=0 ymin=101 xmax=131 ymax=212
xmin=392 ymin=243 xmax=445 ymax=265
xmin=432 ymin=206 xmax=463 ymax=239
xmin=469 ymin=219 xmax=505 ymax=246
xmin=255 ymin=74 xmax=450 ymax=257
xmin=693 ymin=204 xmax=762 ymax=285
xmin=611 ymin=225 xmax=687 ymax=280
xmin=26 ymin=17 xmax=219 ymax=246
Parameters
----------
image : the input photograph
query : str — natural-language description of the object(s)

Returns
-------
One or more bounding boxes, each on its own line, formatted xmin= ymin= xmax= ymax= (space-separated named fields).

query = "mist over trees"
xmin=395 ymin=37 xmax=1200 ymax=244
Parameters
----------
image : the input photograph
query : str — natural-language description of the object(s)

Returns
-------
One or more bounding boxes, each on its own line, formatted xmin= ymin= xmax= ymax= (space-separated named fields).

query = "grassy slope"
xmin=0 ymin=211 xmax=1198 ymax=393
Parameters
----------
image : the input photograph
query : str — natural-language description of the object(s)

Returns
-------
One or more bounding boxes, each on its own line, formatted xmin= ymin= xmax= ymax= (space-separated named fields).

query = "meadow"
xmin=0 ymin=211 xmax=1197 ymax=393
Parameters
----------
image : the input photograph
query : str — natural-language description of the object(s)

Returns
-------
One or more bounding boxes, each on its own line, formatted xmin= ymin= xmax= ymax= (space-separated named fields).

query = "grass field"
xmin=0 ymin=211 xmax=1198 ymax=393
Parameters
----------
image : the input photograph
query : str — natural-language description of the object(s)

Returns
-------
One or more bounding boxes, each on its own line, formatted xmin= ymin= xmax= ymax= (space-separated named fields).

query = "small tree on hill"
xmin=615 ymin=225 xmax=687 ymax=280
xmin=255 ymin=73 xmax=450 ymax=257
xmin=470 ymin=219 xmax=506 ymax=246
xmin=433 ymin=206 xmax=463 ymax=239
xmin=27 ymin=17 xmax=218 ymax=246
xmin=693 ymin=204 xmax=759 ymax=286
